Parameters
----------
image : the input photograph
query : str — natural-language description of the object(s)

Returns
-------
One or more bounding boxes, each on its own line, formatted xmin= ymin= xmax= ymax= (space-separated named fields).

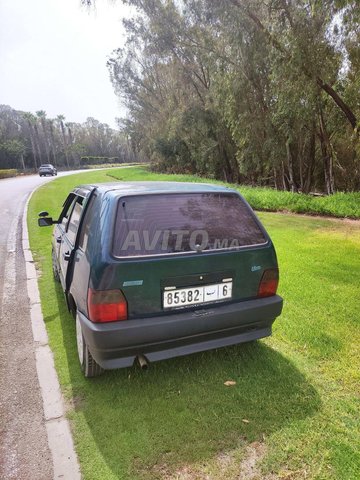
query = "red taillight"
xmin=87 ymin=289 xmax=128 ymax=323
xmin=257 ymin=269 xmax=279 ymax=298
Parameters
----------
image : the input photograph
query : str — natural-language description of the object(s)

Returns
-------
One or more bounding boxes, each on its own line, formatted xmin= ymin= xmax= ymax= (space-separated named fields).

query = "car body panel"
xmin=38 ymin=164 xmax=57 ymax=176
xmin=45 ymin=181 xmax=283 ymax=371
xmin=78 ymin=295 xmax=282 ymax=368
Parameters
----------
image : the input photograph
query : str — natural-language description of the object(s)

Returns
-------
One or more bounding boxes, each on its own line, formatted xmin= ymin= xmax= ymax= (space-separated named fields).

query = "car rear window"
xmin=112 ymin=192 xmax=267 ymax=257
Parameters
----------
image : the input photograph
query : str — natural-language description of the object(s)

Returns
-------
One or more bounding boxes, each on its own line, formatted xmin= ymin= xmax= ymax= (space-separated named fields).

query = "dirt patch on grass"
xmin=148 ymin=441 xmax=273 ymax=480
xmin=238 ymin=441 xmax=268 ymax=479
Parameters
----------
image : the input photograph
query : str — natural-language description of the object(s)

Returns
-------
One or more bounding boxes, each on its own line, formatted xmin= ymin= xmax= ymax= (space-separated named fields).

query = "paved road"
xmin=0 ymin=172 xmax=78 ymax=479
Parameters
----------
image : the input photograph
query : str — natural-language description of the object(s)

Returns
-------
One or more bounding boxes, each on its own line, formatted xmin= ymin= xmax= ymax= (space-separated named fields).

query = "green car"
xmin=39 ymin=181 xmax=283 ymax=377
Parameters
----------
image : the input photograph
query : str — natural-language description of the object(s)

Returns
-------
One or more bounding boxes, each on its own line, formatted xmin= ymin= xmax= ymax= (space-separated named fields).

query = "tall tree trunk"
xmin=27 ymin=122 xmax=38 ymax=168
xmin=67 ymin=125 xmax=77 ymax=166
xmin=60 ymin=122 xmax=70 ymax=167
xmin=317 ymin=78 xmax=357 ymax=131
xmin=19 ymin=153 xmax=26 ymax=171
xmin=281 ymin=160 xmax=288 ymax=191
xmin=49 ymin=120 xmax=57 ymax=165
xmin=273 ymin=167 xmax=280 ymax=190
xmin=303 ymin=126 xmax=316 ymax=194
xmin=40 ymin=118 xmax=50 ymax=163
xmin=298 ymin=136 xmax=306 ymax=192
xmin=286 ymin=139 xmax=298 ymax=192
xmin=217 ymin=136 xmax=233 ymax=183
xmin=33 ymin=123 xmax=43 ymax=165
xmin=318 ymin=108 xmax=335 ymax=194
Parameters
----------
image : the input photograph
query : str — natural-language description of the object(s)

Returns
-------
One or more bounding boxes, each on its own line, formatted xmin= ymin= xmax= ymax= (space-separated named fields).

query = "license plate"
xmin=163 ymin=281 xmax=232 ymax=309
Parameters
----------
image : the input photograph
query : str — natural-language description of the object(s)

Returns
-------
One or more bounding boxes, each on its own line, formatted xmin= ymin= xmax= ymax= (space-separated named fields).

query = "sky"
xmin=0 ymin=0 xmax=132 ymax=128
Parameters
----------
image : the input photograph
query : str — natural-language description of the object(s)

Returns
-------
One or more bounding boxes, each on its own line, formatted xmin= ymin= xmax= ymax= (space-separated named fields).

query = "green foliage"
xmin=0 ymin=168 xmax=18 ymax=179
xmin=239 ymin=188 xmax=360 ymax=218
xmin=28 ymin=167 xmax=360 ymax=479
xmin=107 ymin=0 xmax=360 ymax=193
xmin=109 ymin=166 xmax=360 ymax=218
xmin=0 ymin=138 xmax=26 ymax=169
xmin=81 ymin=156 xmax=122 ymax=165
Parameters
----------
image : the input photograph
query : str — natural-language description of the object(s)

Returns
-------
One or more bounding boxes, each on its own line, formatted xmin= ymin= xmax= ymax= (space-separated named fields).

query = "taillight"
xmin=87 ymin=289 xmax=128 ymax=323
xmin=257 ymin=269 xmax=279 ymax=298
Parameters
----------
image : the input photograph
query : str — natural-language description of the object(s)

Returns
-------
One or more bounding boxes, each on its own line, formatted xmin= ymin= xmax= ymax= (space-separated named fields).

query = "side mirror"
xmin=38 ymin=217 xmax=54 ymax=227
xmin=38 ymin=211 xmax=49 ymax=217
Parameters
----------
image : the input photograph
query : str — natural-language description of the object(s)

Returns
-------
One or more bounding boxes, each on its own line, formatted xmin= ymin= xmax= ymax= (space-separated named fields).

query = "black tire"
xmin=51 ymin=248 xmax=60 ymax=282
xmin=76 ymin=313 xmax=104 ymax=378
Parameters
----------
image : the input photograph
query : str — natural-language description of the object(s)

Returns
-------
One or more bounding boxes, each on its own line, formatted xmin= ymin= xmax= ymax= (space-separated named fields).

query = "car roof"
xmin=74 ymin=181 xmax=236 ymax=197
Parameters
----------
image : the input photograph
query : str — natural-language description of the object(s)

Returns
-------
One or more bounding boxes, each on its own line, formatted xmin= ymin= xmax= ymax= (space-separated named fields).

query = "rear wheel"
xmin=76 ymin=313 xmax=104 ymax=378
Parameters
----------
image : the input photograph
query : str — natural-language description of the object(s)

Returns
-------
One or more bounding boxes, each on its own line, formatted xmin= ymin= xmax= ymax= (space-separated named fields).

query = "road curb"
xmin=22 ymin=190 xmax=81 ymax=480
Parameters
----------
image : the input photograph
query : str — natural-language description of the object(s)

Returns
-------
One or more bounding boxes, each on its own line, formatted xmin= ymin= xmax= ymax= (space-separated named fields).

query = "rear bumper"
xmin=78 ymin=295 xmax=283 ymax=369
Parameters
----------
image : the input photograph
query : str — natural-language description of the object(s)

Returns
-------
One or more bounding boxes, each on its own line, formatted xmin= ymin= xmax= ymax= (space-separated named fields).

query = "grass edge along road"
xmin=28 ymin=167 xmax=360 ymax=479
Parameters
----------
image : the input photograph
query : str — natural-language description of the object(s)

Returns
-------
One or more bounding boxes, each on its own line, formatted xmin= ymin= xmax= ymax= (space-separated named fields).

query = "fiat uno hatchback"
xmin=38 ymin=182 xmax=283 ymax=377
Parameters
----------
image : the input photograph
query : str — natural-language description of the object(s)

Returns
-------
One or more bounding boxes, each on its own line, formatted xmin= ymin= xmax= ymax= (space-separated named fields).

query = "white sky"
xmin=0 ymin=0 xmax=132 ymax=128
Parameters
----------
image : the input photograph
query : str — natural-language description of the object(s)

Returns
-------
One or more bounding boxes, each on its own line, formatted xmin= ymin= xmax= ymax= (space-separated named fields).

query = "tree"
xmin=1 ymin=105 xmax=130 ymax=170
xmin=36 ymin=110 xmax=51 ymax=163
xmin=56 ymin=115 xmax=70 ymax=167
xmin=0 ymin=139 xmax=26 ymax=170
xmin=103 ymin=0 xmax=359 ymax=192
xmin=22 ymin=112 xmax=39 ymax=168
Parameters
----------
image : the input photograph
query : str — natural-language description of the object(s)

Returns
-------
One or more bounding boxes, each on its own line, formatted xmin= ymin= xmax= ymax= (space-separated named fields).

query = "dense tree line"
xmin=0 ymin=104 xmax=135 ymax=170
xmin=104 ymin=0 xmax=359 ymax=193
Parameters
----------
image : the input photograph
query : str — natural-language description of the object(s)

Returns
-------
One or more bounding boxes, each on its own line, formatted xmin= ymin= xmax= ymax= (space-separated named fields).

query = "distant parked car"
xmin=38 ymin=182 xmax=283 ymax=377
xmin=39 ymin=164 xmax=57 ymax=176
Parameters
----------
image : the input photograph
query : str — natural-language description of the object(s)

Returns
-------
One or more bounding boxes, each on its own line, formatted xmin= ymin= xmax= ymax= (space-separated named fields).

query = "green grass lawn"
xmin=28 ymin=167 xmax=360 ymax=479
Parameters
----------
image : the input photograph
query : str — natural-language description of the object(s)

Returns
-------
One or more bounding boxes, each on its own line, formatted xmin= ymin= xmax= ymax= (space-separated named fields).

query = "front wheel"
xmin=52 ymin=248 xmax=60 ymax=282
xmin=76 ymin=313 xmax=104 ymax=378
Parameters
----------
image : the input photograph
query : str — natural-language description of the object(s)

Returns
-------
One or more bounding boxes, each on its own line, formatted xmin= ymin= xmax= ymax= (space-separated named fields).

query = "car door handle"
xmin=56 ymin=236 xmax=62 ymax=244
xmin=63 ymin=251 xmax=71 ymax=261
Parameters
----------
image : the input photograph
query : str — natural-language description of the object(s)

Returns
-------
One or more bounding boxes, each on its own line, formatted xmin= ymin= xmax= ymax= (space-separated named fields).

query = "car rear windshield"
xmin=112 ymin=192 xmax=267 ymax=257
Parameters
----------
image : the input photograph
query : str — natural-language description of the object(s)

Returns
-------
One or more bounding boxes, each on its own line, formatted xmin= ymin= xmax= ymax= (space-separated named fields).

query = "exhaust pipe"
xmin=137 ymin=354 xmax=149 ymax=370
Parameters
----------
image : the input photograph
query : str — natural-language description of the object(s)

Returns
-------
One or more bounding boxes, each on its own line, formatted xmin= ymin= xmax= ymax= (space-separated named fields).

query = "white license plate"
xmin=163 ymin=281 xmax=232 ymax=309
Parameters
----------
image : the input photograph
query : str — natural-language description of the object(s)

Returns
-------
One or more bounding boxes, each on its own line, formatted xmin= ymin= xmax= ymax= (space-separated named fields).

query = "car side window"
xmin=59 ymin=194 xmax=76 ymax=229
xmin=66 ymin=196 xmax=84 ymax=245
xmin=78 ymin=194 xmax=96 ymax=251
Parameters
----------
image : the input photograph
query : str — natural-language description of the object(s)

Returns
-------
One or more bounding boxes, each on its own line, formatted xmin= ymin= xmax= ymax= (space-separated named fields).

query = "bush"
xmin=238 ymin=187 xmax=360 ymax=219
xmin=80 ymin=156 xmax=121 ymax=165
xmin=0 ymin=169 xmax=18 ymax=179
xmin=111 ymin=166 xmax=360 ymax=219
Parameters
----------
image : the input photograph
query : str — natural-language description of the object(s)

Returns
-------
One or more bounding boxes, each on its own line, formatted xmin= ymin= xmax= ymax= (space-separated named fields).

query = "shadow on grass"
xmin=54 ymin=286 xmax=320 ymax=480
